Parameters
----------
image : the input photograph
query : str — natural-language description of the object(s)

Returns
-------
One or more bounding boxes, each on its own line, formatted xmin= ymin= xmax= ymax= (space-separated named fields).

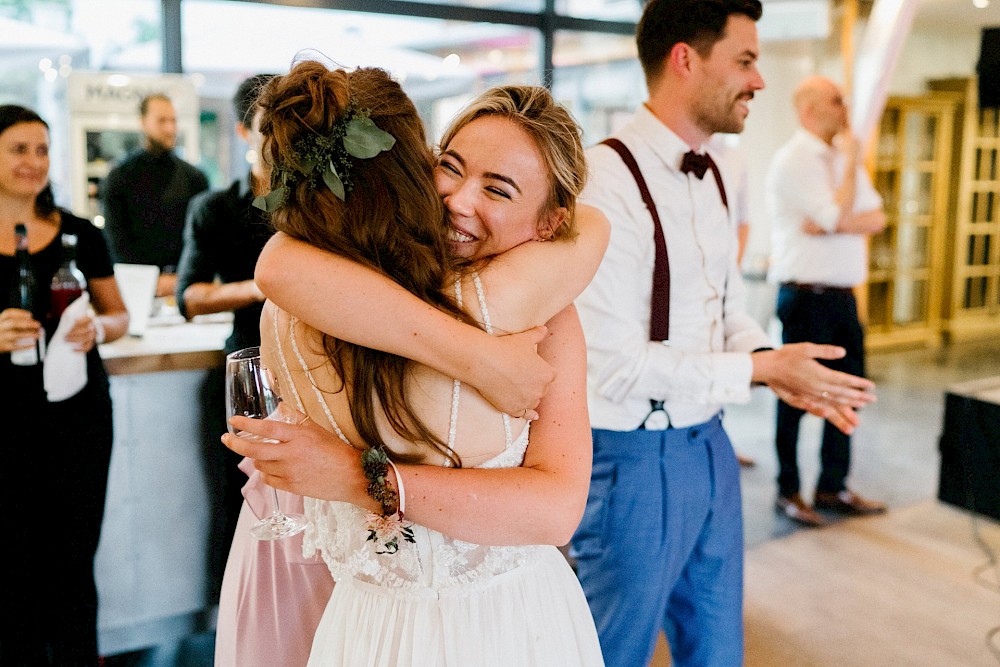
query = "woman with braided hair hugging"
xmin=217 ymin=60 xmax=608 ymax=666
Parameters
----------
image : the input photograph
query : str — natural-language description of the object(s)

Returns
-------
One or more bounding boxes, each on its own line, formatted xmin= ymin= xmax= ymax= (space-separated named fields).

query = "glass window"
xmin=0 ymin=1 xmax=160 ymax=108
xmin=550 ymin=30 xmax=640 ymax=146
xmin=75 ymin=0 xmax=163 ymax=72
xmin=393 ymin=0 xmax=543 ymax=10
xmin=182 ymin=0 xmax=541 ymax=180
xmin=0 ymin=0 xmax=160 ymax=215
xmin=555 ymin=0 xmax=642 ymax=22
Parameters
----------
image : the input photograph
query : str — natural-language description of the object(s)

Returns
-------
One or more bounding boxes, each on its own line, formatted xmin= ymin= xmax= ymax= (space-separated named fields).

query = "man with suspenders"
xmin=571 ymin=1 xmax=878 ymax=665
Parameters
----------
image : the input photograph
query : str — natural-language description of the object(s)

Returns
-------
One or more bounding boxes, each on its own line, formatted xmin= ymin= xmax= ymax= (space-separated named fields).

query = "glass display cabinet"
xmin=930 ymin=78 xmax=1000 ymax=342
xmin=867 ymin=94 xmax=959 ymax=349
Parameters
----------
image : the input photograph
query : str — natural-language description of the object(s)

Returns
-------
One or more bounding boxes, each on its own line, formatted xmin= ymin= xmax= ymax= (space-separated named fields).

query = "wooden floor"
xmin=112 ymin=339 xmax=1000 ymax=666
xmin=652 ymin=501 xmax=1000 ymax=666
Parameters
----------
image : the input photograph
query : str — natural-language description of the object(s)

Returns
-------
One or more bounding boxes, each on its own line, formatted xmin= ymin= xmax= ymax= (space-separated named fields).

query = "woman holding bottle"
xmin=0 ymin=104 xmax=128 ymax=665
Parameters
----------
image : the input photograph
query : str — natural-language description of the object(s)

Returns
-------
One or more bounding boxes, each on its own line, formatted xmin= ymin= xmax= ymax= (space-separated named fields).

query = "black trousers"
xmin=774 ymin=284 xmax=866 ymax=497
xmin=3 ymin=369 xmax=112 ymax=666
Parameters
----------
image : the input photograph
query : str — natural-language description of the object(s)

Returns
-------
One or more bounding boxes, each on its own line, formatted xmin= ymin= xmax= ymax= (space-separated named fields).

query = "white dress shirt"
xmin=707 ymin=135 xmax=750 ymax=227
xmin=766 ymin=128 xmax=883 ymax=287
xmin=576 ymin=105 xmax=772 ymax=431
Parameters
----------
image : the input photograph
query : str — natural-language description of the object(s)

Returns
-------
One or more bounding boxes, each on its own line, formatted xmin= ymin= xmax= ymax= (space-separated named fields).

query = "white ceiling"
xmin=768 ymin=0 xmax=998 ymax=38
xmin=912 ymin=0 xmax=998 ymax=35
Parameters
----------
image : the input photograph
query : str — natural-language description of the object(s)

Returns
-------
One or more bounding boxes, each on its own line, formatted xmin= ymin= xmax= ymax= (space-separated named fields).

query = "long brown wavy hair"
xmin=257 ymin=62 xmax=471 ymax=466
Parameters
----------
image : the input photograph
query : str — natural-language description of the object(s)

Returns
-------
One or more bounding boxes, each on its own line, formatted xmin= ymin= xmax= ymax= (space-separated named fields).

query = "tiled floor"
xmin=101 ymin=336 xmax=1000 ymax=666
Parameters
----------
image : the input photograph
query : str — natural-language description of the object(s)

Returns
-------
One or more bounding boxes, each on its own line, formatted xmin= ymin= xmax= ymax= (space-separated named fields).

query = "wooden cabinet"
xmin=931 ymin=78 xmax=1000 ymax=342
xmin=868 ymin=79 xmax=1000 ymax=349
xmin=867 ymin=94 xmax=959 ymax=349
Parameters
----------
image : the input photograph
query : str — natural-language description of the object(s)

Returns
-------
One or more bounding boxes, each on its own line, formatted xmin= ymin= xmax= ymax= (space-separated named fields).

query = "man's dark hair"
xmin=233 ymin=74 xmax=275 ymax=127
xmin=637 ymin=0 xmax=762 ymax=83
xmin=139 ymin=93 xmax=171 ymax=117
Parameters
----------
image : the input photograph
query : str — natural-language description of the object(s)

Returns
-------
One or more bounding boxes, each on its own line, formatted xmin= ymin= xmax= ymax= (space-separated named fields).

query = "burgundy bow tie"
xmin=680 ymin=151 xmax=712 ymax=179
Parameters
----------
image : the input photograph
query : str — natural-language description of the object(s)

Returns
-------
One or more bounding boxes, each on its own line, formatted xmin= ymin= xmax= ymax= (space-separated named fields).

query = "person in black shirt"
xmin=102 ymin=93 xmax=208 ymax=297
xmin=175 ymin=74 xmax=274 ymax=609
xmin=1 ymin=104 xmax=129 ymax=666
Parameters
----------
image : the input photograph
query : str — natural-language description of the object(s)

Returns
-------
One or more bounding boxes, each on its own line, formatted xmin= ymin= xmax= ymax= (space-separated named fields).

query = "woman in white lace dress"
xmin=223 ymin=62 xmax=607 ymax=666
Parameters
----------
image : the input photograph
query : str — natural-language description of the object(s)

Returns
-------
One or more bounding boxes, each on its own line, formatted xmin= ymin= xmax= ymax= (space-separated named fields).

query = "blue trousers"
xmin=570 ymin=414 xmax=744 ymax=667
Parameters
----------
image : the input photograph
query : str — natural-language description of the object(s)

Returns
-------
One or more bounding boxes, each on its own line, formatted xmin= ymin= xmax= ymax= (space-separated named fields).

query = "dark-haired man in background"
xmin=102 ymin=93 xmax=208 ymax=297
xmin=571 ymin=1 xmax=877 ymax=664
xmin=175 ymin=74 xmax=274 ymax=608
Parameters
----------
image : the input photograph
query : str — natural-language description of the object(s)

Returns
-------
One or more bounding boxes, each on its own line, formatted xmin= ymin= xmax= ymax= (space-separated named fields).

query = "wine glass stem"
xmin=270 ymin=487 xmax=284 ymax=518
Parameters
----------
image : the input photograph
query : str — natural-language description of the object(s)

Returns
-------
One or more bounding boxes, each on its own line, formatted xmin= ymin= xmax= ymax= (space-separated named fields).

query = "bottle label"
xmin=49 ymin=286 xmax=85 ymax=323
xmin=10 ymin=336 xmax=44 ymax=366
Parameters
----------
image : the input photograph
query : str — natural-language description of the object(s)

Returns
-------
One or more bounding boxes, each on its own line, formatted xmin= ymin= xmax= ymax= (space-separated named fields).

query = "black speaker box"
xmin=938 ymin=390 xmax=1000 ymax=522
xmin=979 ymin=27 xmax=1000 ymax=109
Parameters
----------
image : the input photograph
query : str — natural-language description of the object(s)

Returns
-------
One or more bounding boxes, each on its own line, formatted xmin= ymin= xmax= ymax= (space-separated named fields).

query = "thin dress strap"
xmin=448 ymin=274 xmax=513 ymax=464
xmin=271 ymin=307 xmax=352 ymax=446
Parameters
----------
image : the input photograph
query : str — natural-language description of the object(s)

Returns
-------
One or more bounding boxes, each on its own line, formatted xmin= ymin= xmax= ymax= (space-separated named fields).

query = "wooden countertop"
xmin=99 ymin=312 xmax=233 ymax=376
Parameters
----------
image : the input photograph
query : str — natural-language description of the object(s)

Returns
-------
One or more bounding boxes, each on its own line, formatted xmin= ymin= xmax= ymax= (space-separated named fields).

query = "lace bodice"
xmin=301 ymin=429 xmax=541 ymax=595
xmin=263 ymin=275 xmax=546 ymax=594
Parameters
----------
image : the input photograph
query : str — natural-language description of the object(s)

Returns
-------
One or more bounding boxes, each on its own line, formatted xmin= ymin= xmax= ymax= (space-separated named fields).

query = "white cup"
xmin=113 ymin=263 xmax=160 ymax=337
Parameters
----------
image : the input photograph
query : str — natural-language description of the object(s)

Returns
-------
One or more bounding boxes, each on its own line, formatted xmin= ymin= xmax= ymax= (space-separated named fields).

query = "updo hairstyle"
xmin=256 ymin=61 xmax=470 ymax=466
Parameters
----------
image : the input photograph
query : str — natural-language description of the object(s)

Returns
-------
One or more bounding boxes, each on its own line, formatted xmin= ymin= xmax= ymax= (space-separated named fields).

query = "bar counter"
xmin=94 ymin=312 xmax=232 ymax=657
xmin=100 ymin=313 xmax=232 ymax=376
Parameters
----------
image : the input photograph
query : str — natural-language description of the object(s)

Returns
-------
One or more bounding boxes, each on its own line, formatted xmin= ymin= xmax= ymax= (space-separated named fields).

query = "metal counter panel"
xmin=94 ymin=317 xmax=233 ymax=655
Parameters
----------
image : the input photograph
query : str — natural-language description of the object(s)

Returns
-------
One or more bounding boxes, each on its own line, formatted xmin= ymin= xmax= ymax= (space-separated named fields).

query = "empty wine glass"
xmin=225 ymin=346 xmax=308 ymax=540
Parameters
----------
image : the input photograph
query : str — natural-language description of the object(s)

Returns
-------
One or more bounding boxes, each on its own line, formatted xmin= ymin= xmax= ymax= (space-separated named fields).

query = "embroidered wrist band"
xmin=361 ymin=447 xmax=399 ymax=516
xmin=362 ymin=451 xmax=415 ymax=555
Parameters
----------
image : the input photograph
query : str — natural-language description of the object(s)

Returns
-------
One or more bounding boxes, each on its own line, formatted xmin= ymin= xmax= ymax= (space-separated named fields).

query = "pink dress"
xmin=215 ymin=298 xmax=352 ymax=666
xmin=214 ymin=458 xmax=335 ymax=667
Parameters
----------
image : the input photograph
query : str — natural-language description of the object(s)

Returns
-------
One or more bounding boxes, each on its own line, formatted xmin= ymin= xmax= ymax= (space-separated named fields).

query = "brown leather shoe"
xmin=813 ymin=490 xmax=887 ymax=515
xmin=776 ymin=493 xmax=826 ymax=527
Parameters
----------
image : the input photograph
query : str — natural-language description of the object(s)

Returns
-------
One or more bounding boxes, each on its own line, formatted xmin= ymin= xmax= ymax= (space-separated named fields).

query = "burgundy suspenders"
xmin=599 ymin=138 xmax=730 ymax=342
xmin=600 ymin=137 xmax=730 ymax=428
xmin=601 ymin=138 xmax=671 ymax=342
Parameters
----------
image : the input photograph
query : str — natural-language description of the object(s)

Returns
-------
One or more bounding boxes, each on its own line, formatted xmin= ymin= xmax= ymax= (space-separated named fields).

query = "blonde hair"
xmin=439 ymin=85 xmax=586 ymax=240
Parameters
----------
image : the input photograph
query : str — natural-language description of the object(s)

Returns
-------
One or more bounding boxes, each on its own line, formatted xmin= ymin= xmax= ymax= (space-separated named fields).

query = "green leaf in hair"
xmin=253 ymin=99 xmax=396 ymax=212
xmin=343 ymin=115 xmax=396 ymax=159
xmin=252 ymin=186 xmax=288 ymax=212
xmin=322 ymin=159 xmax=346 ymax=201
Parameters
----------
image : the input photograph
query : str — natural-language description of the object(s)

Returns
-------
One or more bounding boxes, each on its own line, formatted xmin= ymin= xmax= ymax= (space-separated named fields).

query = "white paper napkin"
xmin=43 ymin=292 xmax=91 ymax=402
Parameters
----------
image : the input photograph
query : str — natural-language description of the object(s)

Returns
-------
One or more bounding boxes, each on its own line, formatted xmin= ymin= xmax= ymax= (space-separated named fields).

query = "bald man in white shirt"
xmin=570 ymin=3 xmax=877 ymax=665
xmin=766 ymin=75 xmax=888 ymax=527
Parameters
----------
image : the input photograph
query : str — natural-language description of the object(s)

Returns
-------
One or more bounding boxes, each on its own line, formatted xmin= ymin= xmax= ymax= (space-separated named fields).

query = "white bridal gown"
xmin=263 ymin=279 xmax=604 ymax=667
xmin=304 ymin=434 xmax=604 ymax=667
